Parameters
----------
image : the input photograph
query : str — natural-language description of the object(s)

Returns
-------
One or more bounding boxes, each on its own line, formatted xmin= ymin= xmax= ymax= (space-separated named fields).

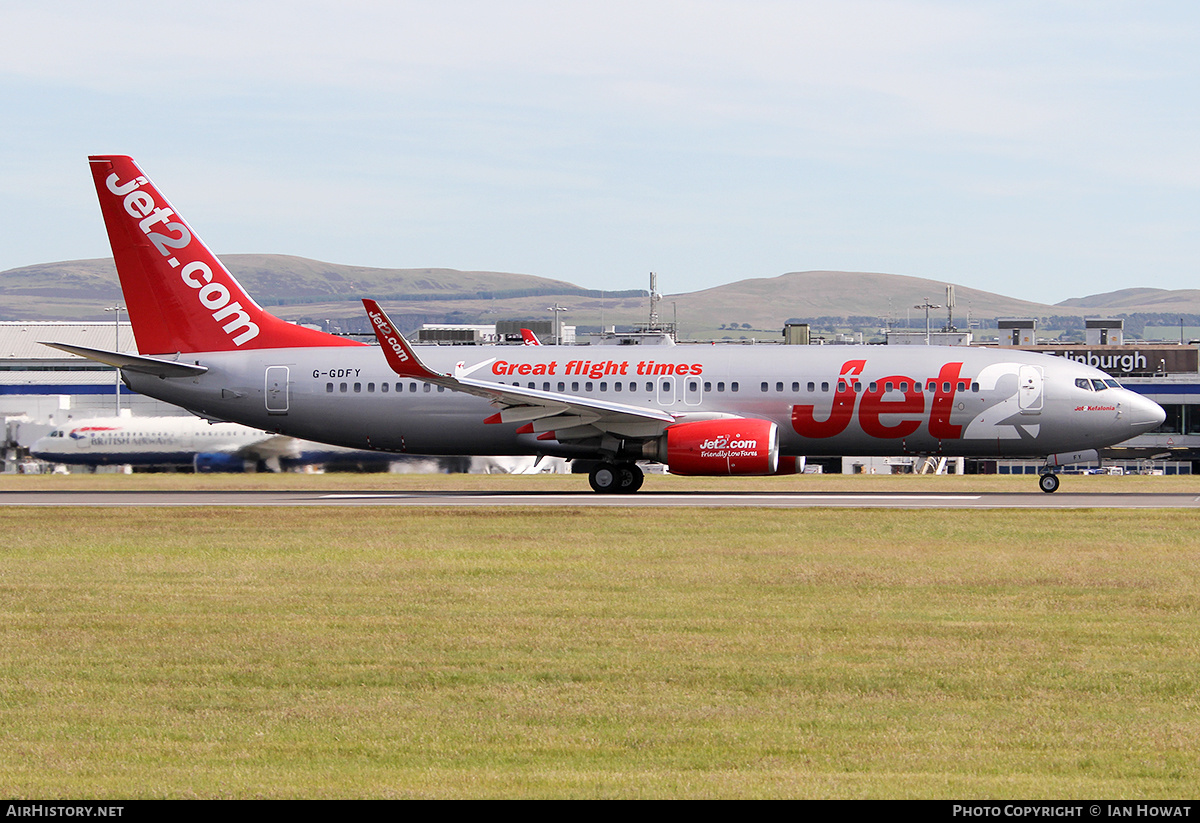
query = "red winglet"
xmin=363 ymin=299 xmax=444 ymax=380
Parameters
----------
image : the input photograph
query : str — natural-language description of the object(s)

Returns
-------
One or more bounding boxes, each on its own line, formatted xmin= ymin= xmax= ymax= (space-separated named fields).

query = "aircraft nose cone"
xmin=1127 ymin=392 xmax=1166 ymax=433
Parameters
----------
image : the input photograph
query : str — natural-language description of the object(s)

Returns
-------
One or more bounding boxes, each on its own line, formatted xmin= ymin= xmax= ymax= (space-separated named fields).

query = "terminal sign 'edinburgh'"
xmin=1029 ymin=346 xmax=1199 ymax=377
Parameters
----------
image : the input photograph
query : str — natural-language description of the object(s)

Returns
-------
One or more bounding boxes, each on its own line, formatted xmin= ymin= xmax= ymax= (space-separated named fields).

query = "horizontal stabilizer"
xmin=40 ymin=342 xmax=209 ymax=378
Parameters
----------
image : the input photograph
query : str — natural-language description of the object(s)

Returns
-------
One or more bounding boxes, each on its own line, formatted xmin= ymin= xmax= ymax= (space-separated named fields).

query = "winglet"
xmin=362 ymin=299 xmax=446 ymax=380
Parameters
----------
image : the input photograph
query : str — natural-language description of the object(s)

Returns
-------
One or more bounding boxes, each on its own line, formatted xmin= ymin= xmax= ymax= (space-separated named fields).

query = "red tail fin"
xmin=88 ymin=155 xmax=363 ymax=355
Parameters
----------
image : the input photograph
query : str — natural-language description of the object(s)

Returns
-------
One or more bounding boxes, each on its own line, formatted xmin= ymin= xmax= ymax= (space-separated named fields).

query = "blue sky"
xmin=3 ymin=0 xmax=1198 ymax=304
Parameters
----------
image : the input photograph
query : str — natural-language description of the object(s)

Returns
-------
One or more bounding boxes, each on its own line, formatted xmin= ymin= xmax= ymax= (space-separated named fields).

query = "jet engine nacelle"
xmin=194 ymin=452 xmax=248 ymax=473
xmin=657 ymin=418 xmax=780 ymax=476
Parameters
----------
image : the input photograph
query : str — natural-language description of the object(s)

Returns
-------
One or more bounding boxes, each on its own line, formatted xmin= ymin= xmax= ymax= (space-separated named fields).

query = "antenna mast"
xmin=648 ymin=272 xmax=661 ymax=327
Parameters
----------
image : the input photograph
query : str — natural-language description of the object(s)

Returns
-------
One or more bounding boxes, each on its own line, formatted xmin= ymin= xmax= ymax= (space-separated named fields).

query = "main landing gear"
xmin=588 ymin=461 xmax=645 ymax=494
xmin=1038 ymin=472 xmax=1060 ymax=494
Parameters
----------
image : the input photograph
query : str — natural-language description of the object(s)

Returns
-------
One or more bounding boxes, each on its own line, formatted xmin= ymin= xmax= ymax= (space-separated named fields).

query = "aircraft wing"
xmin=237 ymin=434 xmax=303 ymax=461
xmin=363 ymin=300 xmax=683 ymax=442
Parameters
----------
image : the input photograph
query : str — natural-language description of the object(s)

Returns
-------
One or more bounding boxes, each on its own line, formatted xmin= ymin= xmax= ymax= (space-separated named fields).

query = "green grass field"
xmin=1 ymin=474 xmax=1199 ymax=797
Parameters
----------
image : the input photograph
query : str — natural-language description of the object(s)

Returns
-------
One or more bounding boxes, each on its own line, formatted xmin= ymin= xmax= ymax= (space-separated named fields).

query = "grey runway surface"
xmin=3 ymin=489 xmax=1200 ymax=508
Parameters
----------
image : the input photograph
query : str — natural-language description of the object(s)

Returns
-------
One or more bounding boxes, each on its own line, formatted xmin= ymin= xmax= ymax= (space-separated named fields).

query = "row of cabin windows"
xmin=328 ymin=381 xmax=739 ymax=393
xmin=502 ymin=380 xmax=731 ymax=392
xmin=790 ymin=380 xmax=980 ymax=394
xmin=327 ymin=382 xmax=447 ymax=393
xmin=327 ymin=379 xmax=980 ymax=395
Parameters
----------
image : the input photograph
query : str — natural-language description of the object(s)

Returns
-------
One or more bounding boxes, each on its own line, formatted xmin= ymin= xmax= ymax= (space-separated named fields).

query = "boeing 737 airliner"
xmin=43 ymin=156 xmax=1166 ymax=493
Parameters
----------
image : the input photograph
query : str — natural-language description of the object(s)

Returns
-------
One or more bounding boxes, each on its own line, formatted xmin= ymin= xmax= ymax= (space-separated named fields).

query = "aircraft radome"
xmin=43 ymin=155 xmax=1166 ymax=494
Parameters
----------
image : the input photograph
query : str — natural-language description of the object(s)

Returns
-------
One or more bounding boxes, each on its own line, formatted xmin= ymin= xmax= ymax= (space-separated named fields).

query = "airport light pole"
xmin=914 ymin=300 xmax=941 ymax=345
xmin=105 ymin=304 xmax=124 ymax=413
xmin=547 ymin=303 xmax=568 ymax=345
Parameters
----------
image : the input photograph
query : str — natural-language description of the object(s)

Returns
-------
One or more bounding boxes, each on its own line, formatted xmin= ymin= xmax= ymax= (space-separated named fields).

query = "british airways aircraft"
xmin=29 ymin=415 xmax=397 ymax=472
xmin=44 ymin=155 xmax=1165 ymax=493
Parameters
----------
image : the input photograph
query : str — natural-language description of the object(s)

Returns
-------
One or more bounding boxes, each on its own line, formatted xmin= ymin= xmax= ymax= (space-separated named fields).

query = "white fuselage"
xmin=119 ymin=342 xmax=1165 ymax=461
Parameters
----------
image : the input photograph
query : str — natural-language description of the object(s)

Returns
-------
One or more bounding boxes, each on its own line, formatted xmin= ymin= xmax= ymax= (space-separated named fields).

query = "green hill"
xmin=5 ymin=255 xmax=1200 ymax=339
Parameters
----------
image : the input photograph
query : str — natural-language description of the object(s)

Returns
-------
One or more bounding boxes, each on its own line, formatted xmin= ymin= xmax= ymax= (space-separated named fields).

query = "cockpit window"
xmin=1105 ymin=379 xmax=1121 ymax=389
xmin=1091 ymin=379 xmax=1108 ymax=391
xmin=1075 ymin=378 xmax=1092 ymax=390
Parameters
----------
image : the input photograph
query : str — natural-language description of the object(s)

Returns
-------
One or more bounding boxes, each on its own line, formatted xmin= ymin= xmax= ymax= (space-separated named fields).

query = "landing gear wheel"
xmin=616 ymin=462 xmax=644 ymax=494
xmin=589 ymin=462 xmax=645 ymax=494
xmin=589 ymin=463 xmax=619 ymax=493
xmin=1038 ymin=473 xmax=1060 ymax=494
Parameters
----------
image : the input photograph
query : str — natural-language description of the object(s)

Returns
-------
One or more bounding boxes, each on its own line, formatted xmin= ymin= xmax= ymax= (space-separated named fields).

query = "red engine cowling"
xmin=662 ymin=418 xmax=779 ymax=476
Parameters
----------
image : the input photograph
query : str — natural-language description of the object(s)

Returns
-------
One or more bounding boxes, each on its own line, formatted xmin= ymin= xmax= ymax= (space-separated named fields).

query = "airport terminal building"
xmin=0 ymin=322 xmax=193 ymax=469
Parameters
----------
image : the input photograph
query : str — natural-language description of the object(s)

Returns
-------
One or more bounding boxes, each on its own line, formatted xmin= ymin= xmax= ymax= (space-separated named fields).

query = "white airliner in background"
xmin=30 ymin=416 xmax=396 ymax=472
xmin=43 ymin=155 xmax=1166 ymax=493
